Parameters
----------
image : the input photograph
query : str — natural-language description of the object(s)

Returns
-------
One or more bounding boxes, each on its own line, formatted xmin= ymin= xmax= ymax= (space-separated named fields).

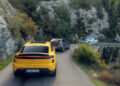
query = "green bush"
xmin=73 ymin=44 xmax=99 ymax=65
xmin=54 ymin=20 xmax=70 ymax=40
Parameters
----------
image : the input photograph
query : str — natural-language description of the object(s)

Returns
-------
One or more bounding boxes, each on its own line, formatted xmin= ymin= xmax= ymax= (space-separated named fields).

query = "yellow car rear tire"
xmin=14 ymin=72 xmax=20 ymax=77
xmin=49 ymin=68 xmax=56 ymax=77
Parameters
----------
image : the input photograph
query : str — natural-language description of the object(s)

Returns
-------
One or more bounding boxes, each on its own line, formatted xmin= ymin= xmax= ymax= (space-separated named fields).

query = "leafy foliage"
xmin=54 ymin=21 xmax=71 ymax=40
xmin=6 ymin=13 xmax=37 ymax=39
xmin=8 ymin=0 xmax=40 ymax=18
xmin=73 ymin=44 xmax=99 ymax=65
xmin=102 ymin=0 xmax=120 ymax=40
xmin=8 ymin=0 xmax=120 ymax=41
xmin=53 ymin=3 xmax=70 ymax=22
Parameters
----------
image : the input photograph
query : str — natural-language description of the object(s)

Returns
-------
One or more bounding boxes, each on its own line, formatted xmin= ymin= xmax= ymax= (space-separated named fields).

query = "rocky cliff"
xmin=0 ymin=0 xmax=19 ymax=60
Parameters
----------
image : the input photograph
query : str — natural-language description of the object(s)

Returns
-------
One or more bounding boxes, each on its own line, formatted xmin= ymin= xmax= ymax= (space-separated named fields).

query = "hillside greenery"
xmin=8 ymin=0 xmax=120 ymax=41
xmin=6 ymin=13 xmax=37 ymax=39
xmin=73 ymin=44 xmax=120 ymax=86
xmin=101 ymin=0 xmax=120 ymax=41
xmin=8 ymin=0 xmax=39 ymax=18
xmin=70 ymin=0 xmax=101 ymax=10
xmin=73 ymin=44 xmax=100 ymax=65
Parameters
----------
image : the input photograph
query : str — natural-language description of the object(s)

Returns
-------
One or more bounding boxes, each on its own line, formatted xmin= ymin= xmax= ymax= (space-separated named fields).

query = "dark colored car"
xmin=51 ymin=39 xmax=70 ymax=52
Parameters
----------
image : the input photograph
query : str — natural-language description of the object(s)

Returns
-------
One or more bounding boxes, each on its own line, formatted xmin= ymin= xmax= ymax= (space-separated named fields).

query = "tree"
xmin=101 ymin=0 xmax=120 ymax=40
xmin=54 ymin=3 xmax=70 ymax=22
xmin=19 ymin=14 xmax=37 ymax=38
xmin=8 ymin=0 xmax=40 ymax=18
xmin=6 ymin=13 xmax=37 ymax=39
xmin=54 ymin=20 xmax=71 ymax=40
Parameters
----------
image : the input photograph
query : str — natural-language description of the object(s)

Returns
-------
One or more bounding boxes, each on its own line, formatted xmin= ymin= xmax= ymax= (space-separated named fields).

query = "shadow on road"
xmin=2 ymin=74 xmax=56 ymax=86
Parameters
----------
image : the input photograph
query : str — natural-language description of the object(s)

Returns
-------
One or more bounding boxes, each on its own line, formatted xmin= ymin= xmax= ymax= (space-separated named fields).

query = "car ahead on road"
xmin=80 ymin=37 xmax=98 ymax=45
xmin=13 ymin=41 xmax=56 ymax=76
xmin=51 ymin=39 xmax=70 ymax=52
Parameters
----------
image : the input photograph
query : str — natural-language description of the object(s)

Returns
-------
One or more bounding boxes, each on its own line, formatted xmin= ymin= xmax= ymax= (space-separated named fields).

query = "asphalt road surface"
xmin=0 ymin=45 xmax=94 ymax=86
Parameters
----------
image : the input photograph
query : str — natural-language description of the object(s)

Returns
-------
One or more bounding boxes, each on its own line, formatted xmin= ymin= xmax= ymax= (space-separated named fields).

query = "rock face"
xmin=0 ymin=0 xmax=18 ymax=60
xmin=0 ymin=9 xmax=16 ymax=60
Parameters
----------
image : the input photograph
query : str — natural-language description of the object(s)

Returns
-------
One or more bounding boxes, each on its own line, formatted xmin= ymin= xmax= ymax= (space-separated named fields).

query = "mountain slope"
xmin=0 ymin=0 xmax=37 ymax=60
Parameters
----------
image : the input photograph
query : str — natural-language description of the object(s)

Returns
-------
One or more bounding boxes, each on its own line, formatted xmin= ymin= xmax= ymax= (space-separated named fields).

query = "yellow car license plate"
xmin=26 ymin=69 xmax=40 ymax=73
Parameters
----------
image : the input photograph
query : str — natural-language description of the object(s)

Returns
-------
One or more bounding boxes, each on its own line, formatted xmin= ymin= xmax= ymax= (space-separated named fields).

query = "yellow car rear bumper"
xmin=13 ymin=63 xmax=56 ymax=72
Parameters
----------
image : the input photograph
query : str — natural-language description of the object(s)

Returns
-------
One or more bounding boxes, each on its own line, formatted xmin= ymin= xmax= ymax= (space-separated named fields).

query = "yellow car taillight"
xmin=52 ymin=59 xmax=54 ymax=63
xmin=15 ymin=55 xmax=54 ymax=59
xmin=14 ymin=59 xmax=16 ymax=62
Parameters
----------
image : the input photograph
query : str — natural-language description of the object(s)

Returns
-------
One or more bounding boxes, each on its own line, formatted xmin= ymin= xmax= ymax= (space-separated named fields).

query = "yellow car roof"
xmin=24 ymin=41 xmax=51 ymax=46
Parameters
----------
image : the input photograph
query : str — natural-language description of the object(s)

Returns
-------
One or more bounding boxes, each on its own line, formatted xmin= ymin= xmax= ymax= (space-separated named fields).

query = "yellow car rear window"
xmin=21 ymin=46 xmax=49 ymax=53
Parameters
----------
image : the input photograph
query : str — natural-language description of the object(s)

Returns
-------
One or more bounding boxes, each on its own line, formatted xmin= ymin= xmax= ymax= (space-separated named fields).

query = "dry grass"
xmin=0 ymin=0 xmax=2 ymax=7
xmin=113 ymin=71 xmax=120 ymax=86
xmin=99 ymin=71 xmax=114 ymax=83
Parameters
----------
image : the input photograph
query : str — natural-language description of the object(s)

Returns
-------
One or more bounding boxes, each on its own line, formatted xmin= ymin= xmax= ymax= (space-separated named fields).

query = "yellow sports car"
xmin=13 ymin=41 xmax=56 ymax=76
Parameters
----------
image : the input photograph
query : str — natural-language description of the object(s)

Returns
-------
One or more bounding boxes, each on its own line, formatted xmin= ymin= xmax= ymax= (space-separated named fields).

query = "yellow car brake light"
xmin=15 ymin=55 xmax=54 ymax=59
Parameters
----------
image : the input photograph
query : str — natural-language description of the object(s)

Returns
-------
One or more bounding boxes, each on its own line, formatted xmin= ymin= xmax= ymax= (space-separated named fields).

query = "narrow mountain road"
xmin=0 ymin=45 xmax=94 ymax=86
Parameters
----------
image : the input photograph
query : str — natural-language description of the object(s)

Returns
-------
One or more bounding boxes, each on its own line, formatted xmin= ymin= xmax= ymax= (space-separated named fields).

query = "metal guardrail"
xmin=97 ymin=44 xmax=120 ymax=65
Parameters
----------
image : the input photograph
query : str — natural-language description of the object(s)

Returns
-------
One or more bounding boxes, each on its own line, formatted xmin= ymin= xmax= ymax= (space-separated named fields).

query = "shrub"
xmin=19 ymin=14 xmax=37 ymax=38
xmin=73 ymin=44 xmax=99 ymax=65
xmin=6 ymin=14 xmax=21 ymax=38
xmin=6 ymin=13 xmax=37 ymax=39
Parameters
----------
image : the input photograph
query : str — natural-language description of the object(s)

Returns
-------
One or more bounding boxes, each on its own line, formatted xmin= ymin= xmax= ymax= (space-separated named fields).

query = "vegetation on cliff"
xmin=8 ymin=0 xmax=120 ymax=41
